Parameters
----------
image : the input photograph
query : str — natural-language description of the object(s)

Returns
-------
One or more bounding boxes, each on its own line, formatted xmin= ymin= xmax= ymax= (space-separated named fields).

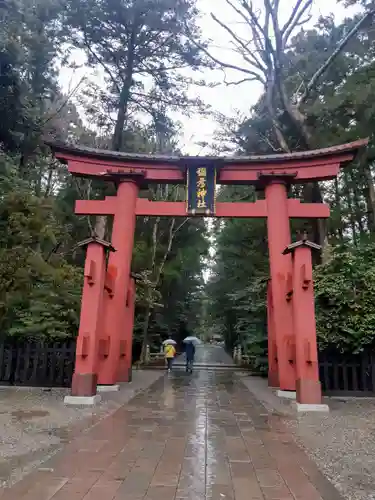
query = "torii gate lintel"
xmin=74 ymin=198 xmax=331 ymax=219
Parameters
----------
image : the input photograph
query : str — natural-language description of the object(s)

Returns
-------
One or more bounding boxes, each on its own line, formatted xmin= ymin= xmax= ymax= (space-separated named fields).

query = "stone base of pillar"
xmin=97 ymin=384 xmax=120 ymax=392
xmin=71 ymin=372 xmax=98 ymax=397
xmin=296 ymin=378 xmax=322 ymax=405
xmin=64 ymin=395 xmax=101 ymax=406
xmin=294 ymin=402 xmax=329 ymax=413
xmin=277 ymin=390 xmax=296 ymax=399
xmin=268 ymin=369 xmax=279 ymax=388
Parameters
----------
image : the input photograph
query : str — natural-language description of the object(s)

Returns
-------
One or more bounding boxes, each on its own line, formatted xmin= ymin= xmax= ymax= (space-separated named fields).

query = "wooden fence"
xmin=0 ymin=340 xmax=374 ymax=394
xmin=235 ymin=349 xmax=375 ymax=395
xmin=0 ymin=341 xmax=165 ymax=387
xmin=319 ymin=351 xmax=375 ymax=395
xmin=0 ymin=342 xmax=76 ymax=387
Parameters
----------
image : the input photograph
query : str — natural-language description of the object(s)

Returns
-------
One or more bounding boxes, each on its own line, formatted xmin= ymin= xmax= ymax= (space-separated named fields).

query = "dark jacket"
xmin=185 ymin=343 xmax=195 ymax=361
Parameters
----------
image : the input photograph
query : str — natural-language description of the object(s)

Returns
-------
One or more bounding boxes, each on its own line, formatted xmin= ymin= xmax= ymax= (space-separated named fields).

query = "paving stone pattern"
xmin=0 ymin=371 xmax=163 ymax=488
xmin=241 ymin=374 xmax=375 ymax=500
xmin=0 ymin=347 xmax=345 ymax=500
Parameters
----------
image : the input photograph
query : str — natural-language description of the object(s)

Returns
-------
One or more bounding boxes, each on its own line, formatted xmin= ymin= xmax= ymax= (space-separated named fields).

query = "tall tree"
xmin=64 ymin=0 xmax=210 ymax=151
xmin=207 ymin=3 xmax=375 ymax=369
xmin=193 ymin=0 xmax=374 ymax=246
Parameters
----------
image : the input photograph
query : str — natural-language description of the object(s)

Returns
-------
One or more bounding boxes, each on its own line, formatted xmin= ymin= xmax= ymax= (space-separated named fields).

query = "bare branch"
xmin=224 ymin=0 xmax=260 ymax=35
xmin=42 ymin=77 xmax=86 ymax=127
xmin=281 ymin=0 xmax=312 ymax=45
xmin=240 ymin=0 xmax=276 ymax=72
xmin=263 ymin=2 xmax=271 ymax=47
xmin=83 ymin=33 xmax=121 ymax=93
xmin=297 ymin=9 xmax=375 ymax=108
xmin=153 ymin=218 xmax=176 ymax=287
xmin=211 ymin=7 xmax=268 ymax=74
xmin=224 ymin=0 xmax=264 ymax=55
xmin=224 ymin=76 xmax=259 ymax=86
xmin=172 ymin=217 xmax=191 ymax=237
xmin=264 ymin=0 xmax=281 ymax=56
xmin=74 ymin=178 xmax=94 ymax=234
xmin=211 ymin=14 xmax=267 ymax=77
xmin=257 ymin=131 xmax=281 ymax=152
xmin=185 ymin=27 xmax=266 ymax=83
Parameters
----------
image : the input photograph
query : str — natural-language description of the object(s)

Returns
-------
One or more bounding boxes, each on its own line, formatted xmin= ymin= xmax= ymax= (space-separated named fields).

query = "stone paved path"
xmin=174 ymin=344 xmax=234 ymax=369
xmin=0 ymin=347 xmax=345 ymax=500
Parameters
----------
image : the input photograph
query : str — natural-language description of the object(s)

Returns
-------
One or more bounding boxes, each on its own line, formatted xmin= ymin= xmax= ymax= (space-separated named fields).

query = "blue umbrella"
xmin=183 ymin=336 xmax=201 ymax=345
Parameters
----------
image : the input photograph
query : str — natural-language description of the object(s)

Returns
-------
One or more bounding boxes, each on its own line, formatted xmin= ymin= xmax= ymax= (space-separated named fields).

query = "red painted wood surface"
xmin=72 ymin=242 xmax=106 ymax=396
xmin=265 ymin=182 xmax=296 ymax=391
xmin=75 ymin=198 xmax=330 ymax=219
xmin=98 ymin=181 xmax=139 ymax=385
xmin=291 ymin=246 xmax=322 ymax=404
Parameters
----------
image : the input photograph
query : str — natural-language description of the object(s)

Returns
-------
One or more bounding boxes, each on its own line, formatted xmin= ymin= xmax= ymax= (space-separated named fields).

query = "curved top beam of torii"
xmin=47 ymin=138 xmax=368 ymax=186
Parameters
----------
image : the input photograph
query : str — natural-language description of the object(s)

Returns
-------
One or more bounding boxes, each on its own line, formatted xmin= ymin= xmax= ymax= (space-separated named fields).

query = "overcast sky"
xmin=60 ymin=0 xmax=357 ymax=154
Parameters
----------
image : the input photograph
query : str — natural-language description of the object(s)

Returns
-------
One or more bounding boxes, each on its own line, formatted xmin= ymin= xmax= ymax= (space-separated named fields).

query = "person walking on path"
xmin=164 ymin=343 xmax=176 ymax=372
xmin=185 ymin=342 xmax=195 ymax=373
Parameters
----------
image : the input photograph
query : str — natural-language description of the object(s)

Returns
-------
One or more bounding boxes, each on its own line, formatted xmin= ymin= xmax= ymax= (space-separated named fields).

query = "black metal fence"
xmin=0 ymin=341 xmax=76 ymax=387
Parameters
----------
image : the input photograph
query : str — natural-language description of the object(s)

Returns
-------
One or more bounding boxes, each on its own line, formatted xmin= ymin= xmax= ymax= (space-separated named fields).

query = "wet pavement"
xmin=0 ymin=371 xmax=163 ymax=489
xmin=0 ymin=347 xmax=345 ymax=500
xmin=174 ymin=344 xmax=234 ymax=369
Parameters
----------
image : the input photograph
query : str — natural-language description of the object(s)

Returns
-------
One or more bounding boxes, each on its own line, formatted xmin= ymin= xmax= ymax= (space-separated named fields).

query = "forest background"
xmin=1 ymin=0 xmax=375 ymax=367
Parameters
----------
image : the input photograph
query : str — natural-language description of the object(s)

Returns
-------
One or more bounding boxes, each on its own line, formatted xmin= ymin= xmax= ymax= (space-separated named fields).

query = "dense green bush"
xmin=315 ymin=241 xmax=375 ymax=354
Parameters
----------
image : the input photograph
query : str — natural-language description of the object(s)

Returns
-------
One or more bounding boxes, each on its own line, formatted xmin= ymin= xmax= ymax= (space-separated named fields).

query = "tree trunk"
xmin=44 ymin=164 xmax=55 ymax=198
xmin=94 ymin=215 xmax=106 ymax=239
xmin=349 ymin=169 xmax=365 ymax=236
xmin=334 ymin=177 xmax=344 ymax=243
xmin=140 ymin=209 xmax=189 ymax=362
xmin=344 ymin=171 xmax=357 ymax=245
xmin=362 ymin=162 xmax=375 ymax=232
xmin=269 ymin=82 xmax=327 ymax=250
xmin=140 ymin=215 xmax=160 ymax=363
xmin=140 ymin=290 xmax=153 ymax=363
xmin=112 ymin=79 xmax=132 ymax=152
xmin=112 ymin=32 xmax=136 ymax=152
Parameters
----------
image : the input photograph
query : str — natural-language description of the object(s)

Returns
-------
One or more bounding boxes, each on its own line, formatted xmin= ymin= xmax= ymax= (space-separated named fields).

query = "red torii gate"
xmin=49 ymin=139 xmax=368 ymax=409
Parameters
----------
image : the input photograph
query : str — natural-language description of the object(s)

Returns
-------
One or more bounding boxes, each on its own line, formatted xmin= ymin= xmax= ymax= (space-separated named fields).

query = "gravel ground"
xmin=241 ymin=375 xmax=375 ymax=500
xmin=0 ymin=370 xmax=163 ymax=487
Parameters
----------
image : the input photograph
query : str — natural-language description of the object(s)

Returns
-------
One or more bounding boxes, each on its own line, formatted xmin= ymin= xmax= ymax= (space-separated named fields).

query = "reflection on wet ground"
xmin=0 ymin=347 xmax=345 ymax=499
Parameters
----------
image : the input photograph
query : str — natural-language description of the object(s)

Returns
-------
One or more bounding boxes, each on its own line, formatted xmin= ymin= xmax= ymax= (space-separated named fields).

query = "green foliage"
xmin=0 ymin=157 xmax=82 ymax=339
xmin=133 ymin=209 xmax=209 ymax=350
xmin=208 ymin=5 xmax=375 ymax=370
xmin=206 ymin=186 xmax=269 ymax=367
xmin=64 ymin=0 xmax=210 ymax=147
xmin=0 ymin=0 xmax=210 ymax=348
xmin=230 ymin=278 xmax=268 ymax=374
xmin=315 ymin=241 xmax=375 ymax=353
xmin=3 ymin=0 xmax=375 ymax=364
xmin=5 ymin=259 xmax=82 ymax=340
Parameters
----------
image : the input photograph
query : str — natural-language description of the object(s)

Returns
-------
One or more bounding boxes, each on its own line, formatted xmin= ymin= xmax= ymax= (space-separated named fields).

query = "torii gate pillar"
xmin=98 ymin=180 xmax=139 ymax=386
xmin=65 ymin=237 xmax=114 ymax=405
xmin=284 ymin=240 xmax=328 ymax=411
xmin=118 ymin=277 xmax=136 ymax=383
xmin=264 ymin=178 xmax=295 ymax=392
